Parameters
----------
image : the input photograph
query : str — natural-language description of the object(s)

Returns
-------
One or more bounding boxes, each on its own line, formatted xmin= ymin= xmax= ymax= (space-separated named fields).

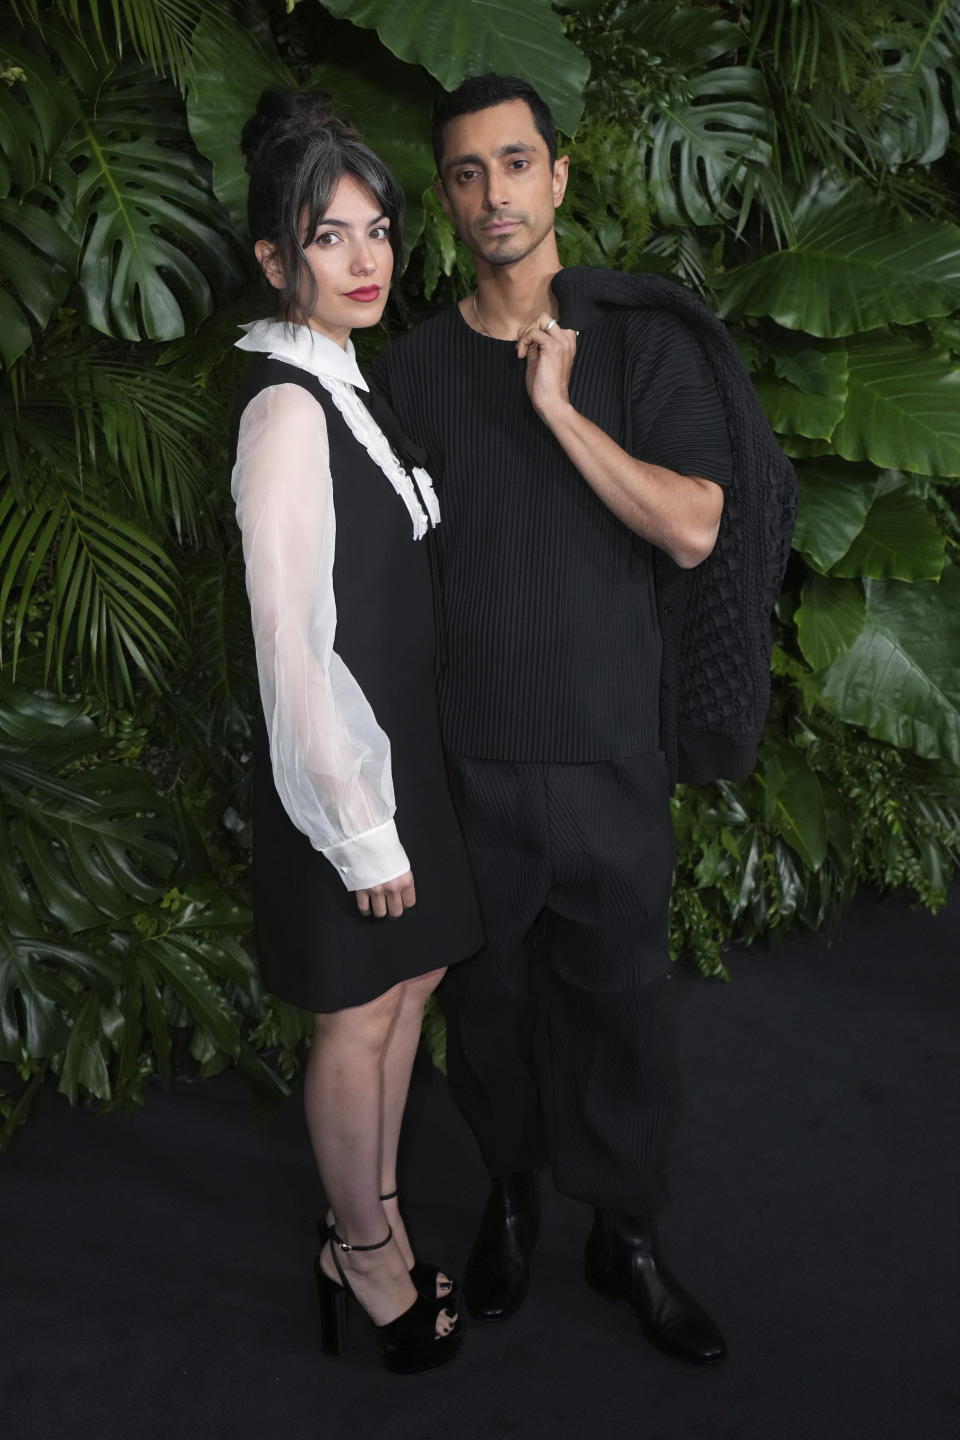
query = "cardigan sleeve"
xmin=231 ymin=383 xmax=410 ymax=890
xmin=628 ymin=312 xmax=732 ymax=489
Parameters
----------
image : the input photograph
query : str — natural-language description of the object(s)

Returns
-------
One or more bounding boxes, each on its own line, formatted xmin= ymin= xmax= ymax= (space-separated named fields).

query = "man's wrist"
xmin=534 ymin=392 xmax=575 ymax=428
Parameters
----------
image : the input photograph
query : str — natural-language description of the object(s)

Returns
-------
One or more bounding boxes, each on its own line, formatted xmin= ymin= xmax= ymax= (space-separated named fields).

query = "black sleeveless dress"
xmin=231 ymin=355 xmax=482 ymax=1012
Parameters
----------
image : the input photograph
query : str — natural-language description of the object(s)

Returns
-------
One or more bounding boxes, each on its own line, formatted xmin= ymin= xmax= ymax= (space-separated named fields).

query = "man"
xmin=374 ymin=74 xmax=795 ymax=1364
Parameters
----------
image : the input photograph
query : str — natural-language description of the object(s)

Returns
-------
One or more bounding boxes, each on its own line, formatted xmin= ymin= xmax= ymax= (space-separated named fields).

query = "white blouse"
xmin=231 ymin=321 xmax=439 ymax=891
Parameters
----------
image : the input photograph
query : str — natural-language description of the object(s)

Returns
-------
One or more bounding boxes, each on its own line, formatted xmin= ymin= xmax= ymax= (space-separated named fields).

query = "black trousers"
xmin=440 ymin=753 xmax=680 ymax=1215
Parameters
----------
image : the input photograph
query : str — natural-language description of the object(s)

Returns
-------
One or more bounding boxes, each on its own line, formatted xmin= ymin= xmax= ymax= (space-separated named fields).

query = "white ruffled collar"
xmin=235 ymin=320 xmax=368 ymax=392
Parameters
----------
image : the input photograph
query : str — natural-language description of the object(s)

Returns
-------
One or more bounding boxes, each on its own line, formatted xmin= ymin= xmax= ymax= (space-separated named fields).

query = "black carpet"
xmin=3 ymin=891 xmax=958 ymax=1440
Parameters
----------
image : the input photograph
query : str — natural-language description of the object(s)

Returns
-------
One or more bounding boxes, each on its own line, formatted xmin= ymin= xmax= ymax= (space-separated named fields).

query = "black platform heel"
xmin=316 ymin=1226 xmax=463 ymax=1374
xmin=379 ymin=1190 xmax=460 ymax=1303
xmin=317 ymin=1198 xmax=460 ymax=1304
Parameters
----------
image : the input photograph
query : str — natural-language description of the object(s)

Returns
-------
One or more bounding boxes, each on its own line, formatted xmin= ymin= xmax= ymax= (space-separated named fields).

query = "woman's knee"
xmin=312 ymin=983 xmax=404 ymax=1052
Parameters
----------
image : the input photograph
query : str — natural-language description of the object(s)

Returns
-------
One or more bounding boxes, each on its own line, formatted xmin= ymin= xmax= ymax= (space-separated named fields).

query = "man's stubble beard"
xmin=467 ymin=212 xmax=556 ymax=269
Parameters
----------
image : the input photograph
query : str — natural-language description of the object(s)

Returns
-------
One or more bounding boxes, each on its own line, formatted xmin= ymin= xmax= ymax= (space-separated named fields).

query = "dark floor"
xmin=2 ymin=890 xmax=958 ymax=1440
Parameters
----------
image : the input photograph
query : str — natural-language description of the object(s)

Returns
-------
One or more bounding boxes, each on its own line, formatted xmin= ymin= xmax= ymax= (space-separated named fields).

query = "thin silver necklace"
xmin=471 ymin=291 xmax=560 ymax=341
xmin=472 ymin=291 xmax=497 ymax=339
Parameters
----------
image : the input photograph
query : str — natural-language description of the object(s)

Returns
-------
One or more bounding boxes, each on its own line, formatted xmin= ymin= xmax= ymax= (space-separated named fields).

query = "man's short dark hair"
xmin=432 ymin=73 xmax=558 ymax=173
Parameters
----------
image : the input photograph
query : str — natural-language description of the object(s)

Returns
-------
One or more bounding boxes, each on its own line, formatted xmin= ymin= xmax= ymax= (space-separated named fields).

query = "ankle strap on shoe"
xmin=379 ymin=1190 xmax=399 ymax=1202
xmin=330 ymin=1225 xmax=393 ymax=1254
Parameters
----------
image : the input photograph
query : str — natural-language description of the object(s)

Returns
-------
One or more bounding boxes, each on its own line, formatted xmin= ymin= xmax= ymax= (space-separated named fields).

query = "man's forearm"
xmin=538 ymin=399 xmax=724 ymax=570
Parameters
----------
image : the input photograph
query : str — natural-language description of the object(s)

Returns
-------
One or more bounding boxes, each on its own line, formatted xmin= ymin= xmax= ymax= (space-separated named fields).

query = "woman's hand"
xmin=355 ymin=870 xmax=416 ymax=919
xmin=516 ymin=312 xmax=577 ymax=423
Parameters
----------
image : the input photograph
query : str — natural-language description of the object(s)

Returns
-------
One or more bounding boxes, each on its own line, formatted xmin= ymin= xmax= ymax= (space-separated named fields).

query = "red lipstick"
xmin=345 ymin=286 xmax=381 ymax=302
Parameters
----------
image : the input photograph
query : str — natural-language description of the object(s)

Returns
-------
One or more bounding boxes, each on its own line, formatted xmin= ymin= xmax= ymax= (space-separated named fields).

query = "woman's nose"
xmin=352 ymin=242 xmax=376 ymax=274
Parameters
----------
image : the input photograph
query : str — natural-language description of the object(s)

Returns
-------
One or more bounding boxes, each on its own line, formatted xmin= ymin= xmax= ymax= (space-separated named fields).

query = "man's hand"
xmin=356 ymin=870 xmax=416 ymax=919
xmin=516 ymin=312 xmax=577 ymax=422
xmin=516 ymin=312 xmax=723 ymax=569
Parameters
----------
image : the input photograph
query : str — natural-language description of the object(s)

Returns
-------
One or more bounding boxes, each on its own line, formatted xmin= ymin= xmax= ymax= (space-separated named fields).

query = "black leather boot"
xmin=463 ymin=1171 xmax=541 ymax=1322
xmin=584 ymin=1210 xmax=726 ymax=1364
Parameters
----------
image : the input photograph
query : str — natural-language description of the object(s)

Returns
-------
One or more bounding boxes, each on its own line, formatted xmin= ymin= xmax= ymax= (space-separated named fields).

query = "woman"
xmin=230 ymin=89 xmax=482 ymax=1374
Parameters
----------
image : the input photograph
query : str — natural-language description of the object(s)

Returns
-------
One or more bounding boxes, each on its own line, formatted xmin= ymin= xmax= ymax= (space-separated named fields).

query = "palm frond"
xmin=0 ymin=467 xmax=183 ymax=700
xmin=65 ymin=360 xmax=214 ymax=546
xmin=14 ymin=0 xmax=218 ymax=93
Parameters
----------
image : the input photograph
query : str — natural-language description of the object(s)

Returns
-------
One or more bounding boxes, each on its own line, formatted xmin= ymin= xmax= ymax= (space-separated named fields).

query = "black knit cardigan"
xmin=551 ymin=267 xmax=797 ymax=786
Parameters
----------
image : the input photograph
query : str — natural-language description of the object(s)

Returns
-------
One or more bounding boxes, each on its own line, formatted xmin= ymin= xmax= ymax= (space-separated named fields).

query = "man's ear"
xmin=254 ymin=239 xmax=285 ymax=292
xmin=552 ymin=154 xmax=570 ymax=209
xmin=433 ymin=175 xmax=453 ymax=222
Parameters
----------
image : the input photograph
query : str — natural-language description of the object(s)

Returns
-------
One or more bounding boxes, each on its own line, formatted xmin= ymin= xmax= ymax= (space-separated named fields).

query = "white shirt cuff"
xmin=321 ymin=820 xmax=410 ymax=891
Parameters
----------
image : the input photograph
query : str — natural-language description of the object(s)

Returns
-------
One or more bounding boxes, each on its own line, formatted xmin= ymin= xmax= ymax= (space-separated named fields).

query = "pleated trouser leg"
xmin=441 ymin=754 xmax=679 ymax=1212
xmin=440 ymin=760 xmax=553 ymax=1175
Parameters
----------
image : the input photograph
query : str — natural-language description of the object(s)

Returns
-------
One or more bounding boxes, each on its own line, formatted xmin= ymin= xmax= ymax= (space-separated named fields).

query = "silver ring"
xmin=544 ymin=318 xmax=556 ymax=332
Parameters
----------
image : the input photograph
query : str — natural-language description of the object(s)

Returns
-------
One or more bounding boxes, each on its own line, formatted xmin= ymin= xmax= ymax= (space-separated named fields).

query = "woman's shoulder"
xmin=237 ymin=353 xmax=327 ymax=406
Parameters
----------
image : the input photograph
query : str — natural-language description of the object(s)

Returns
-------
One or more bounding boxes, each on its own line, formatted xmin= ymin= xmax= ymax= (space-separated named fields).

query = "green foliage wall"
xmin=1 ymin=0 xmax=959 ymax=1140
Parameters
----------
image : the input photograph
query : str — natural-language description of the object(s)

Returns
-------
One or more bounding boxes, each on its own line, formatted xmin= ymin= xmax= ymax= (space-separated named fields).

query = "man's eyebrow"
xmin=444 ymin=142 xmax=537 ymax=170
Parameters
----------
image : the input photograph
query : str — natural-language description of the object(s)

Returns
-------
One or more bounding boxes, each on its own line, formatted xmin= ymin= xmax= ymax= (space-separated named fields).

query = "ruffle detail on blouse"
xmin=316 ymin=374 xmax=438 ymax=541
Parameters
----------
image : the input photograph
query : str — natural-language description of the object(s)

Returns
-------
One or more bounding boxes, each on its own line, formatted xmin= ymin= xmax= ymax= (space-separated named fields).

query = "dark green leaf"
xmin=648 ymin=67 xmax=780 ymax=234
xmin=817 ymin=566 xmax=960 ymax=764
xmin=186 ymin=12 xmax=292 ymax=228
xmin=318 ymin=0 xmax=590 ymax=137
xmin=755 ymin=350 xmax=847 ymax=440
xmin=720 ymin=180 xmax=960 ymax=338
xmin=831 ymin=488 xmax=946 ymax=582
xmin=58 ymin=990 xmax=112 ymax=1103
xmin=795 ymin=573 xmax=867 ymax=671
xmin=0 ymin=922 xmax=118 ymax=1062
xmin=308 ymin=51 xmax=435 ymax=257
xmin=73 ymin=68 xmax=243 ymax=341
xmin=760 ymin=735 xmax=828 ymax=871
xmin=831 ymin=335 xmax=960 ymax=477
xmin=792 ymin=460 xmax=874 ymax=572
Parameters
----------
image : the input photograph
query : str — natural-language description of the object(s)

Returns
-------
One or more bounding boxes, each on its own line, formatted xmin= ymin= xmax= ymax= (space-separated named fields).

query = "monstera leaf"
xmin=0 ymin=31 xmax=80 ymax=195
xmin=0 ymin=924 xmax=119 ymax=1062
xmin=317 ymin=0 xmax=590 ymax=136
xmin=646 ymin=66 xmax=779 ymax=234
xmin=874 ymin=1 xmax=960 ymax=166
xmin=0 ymin=685 xmax=180 ymax=934
xmin=73 ymin=68 xmax=243 ymax=341
xmin=1 ymin=22 xmax=241 ymax=354
xmin=0 ymin=193 xmax=78 ymax=367
xmin=720 ymin=181 xmax=960 ymax=338
xmin=0 ymin=680 xmax=176 ymax=1063
xmin=0 ymin=30 xmax=82 ymax=364
xmin=816 ymin=566 xmax=960 ymax=765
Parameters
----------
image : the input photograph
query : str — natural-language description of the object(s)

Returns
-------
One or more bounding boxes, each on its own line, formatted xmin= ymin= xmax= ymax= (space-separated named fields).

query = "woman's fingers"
xmin=355 ymin=870 xmax=416 ymax=918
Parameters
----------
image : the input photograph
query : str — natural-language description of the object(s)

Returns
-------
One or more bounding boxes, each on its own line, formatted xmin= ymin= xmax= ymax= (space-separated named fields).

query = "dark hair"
xmin=242 ymin=87 xmax=404 ymax=322
xmin=432 ymin=74 xmax=557 ymax=173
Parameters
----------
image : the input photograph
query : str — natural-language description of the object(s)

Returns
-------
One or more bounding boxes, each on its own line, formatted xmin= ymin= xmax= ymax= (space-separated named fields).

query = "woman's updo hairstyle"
xmin=241 ymin=87 xmax=405 ymax=323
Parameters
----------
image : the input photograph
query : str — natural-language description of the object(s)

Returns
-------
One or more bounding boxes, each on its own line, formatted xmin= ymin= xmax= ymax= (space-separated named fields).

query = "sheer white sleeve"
xmin=231 ymin=383 xmax=410 ymax=891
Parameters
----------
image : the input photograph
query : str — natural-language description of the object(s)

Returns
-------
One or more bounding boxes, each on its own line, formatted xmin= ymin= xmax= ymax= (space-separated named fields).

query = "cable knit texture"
xmin=551 ymin=268 xmax=797 ymax=785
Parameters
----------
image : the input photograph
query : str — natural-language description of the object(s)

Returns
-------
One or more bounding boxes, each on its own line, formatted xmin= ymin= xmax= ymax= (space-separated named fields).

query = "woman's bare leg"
xmin=377 ymin=968 xmax=448 ymax=1279
xmin=305 ymin=982 xmax=455 ymax=1334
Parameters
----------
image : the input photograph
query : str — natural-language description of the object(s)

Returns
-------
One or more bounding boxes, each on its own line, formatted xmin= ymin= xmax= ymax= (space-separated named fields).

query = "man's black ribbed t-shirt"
xmin=373 ymin=301 xmax=732 ymax=763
